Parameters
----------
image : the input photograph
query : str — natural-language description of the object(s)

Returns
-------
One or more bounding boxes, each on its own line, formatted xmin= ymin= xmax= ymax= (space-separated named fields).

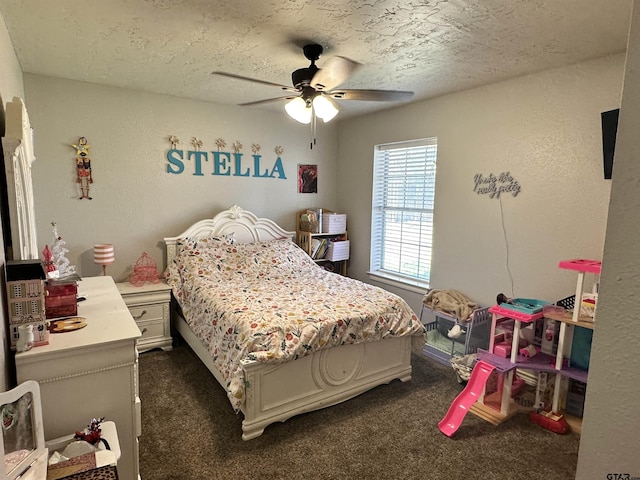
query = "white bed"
xmin=164 ymin=205 xmax=425 ymax=440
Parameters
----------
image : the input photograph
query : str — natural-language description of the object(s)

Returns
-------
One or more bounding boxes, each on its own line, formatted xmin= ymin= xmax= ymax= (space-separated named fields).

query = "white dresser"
xmin=15 ymin=276 xmax=142 ymax=480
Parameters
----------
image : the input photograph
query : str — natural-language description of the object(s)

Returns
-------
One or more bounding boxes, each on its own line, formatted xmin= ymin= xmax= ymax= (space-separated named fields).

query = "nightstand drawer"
xmin=117 ymin=281 xmax=173 ymax=353
xmin=137 ymin=318 xmax=165 ymax=341
xmin=129 ymin=304 xmax=164 ymax=322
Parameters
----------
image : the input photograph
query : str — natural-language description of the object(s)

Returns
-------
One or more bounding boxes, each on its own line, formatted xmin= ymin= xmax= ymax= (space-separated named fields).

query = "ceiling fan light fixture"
xmin=285 ymin=97 xmax=312 ymax=124
xmin=312 ymin=95 xmax=339 ymax=122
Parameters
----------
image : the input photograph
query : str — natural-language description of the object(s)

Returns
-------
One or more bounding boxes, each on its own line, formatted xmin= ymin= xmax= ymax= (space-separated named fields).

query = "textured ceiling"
xmin=0 ymin=0 xmax=633 ymax=119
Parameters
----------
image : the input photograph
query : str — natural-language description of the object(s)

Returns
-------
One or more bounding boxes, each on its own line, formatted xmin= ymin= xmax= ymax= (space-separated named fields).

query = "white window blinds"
xmin=370 ymin=138 xmax=437 ymax=288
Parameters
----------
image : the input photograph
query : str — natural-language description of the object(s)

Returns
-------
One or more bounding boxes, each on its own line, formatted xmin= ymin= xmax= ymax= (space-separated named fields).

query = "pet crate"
xmin=421 ymin=305 xmax=491 ymax=367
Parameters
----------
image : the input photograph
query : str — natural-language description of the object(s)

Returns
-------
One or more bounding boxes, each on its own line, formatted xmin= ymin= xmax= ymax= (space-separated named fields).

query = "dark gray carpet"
xmin=138 ymin=340 xmax=579 ymax=480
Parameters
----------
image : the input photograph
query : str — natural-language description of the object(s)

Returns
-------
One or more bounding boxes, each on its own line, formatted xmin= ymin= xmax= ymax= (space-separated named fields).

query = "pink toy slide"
xmin=438 ymin=360 xmax=496 ymax=437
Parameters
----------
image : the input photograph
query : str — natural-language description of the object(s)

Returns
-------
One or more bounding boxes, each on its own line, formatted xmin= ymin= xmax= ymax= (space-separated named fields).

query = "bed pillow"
xmin=175 ymin=232 xmax=236 ymax=255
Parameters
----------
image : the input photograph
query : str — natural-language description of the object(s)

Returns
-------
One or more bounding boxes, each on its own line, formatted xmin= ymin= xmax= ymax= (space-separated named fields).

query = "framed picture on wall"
xmin=298 ymin=164 xmax=318 ymax=193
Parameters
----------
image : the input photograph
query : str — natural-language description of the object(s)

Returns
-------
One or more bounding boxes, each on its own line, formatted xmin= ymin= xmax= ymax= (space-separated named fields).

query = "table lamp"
xmin=94 ymin=244 xmax=115 ymax=276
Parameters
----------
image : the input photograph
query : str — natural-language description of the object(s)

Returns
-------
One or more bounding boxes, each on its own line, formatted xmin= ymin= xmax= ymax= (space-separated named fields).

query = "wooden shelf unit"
xmin=295 ymin=209 xmax=348 ymax=276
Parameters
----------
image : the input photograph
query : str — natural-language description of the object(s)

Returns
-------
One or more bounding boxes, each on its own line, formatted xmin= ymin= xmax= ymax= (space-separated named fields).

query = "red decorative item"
xmin=45 ymin=280 xmax=78 ymax=319
xmin=128 ymin=252 xmax=160 ymax=286
xmin=42 ymin=244 xmax=57 ymax=276
xmin=74 ymin=417 xmax=105 ymax=445
xmin=529 ymin=410 xmax=570 ymax=434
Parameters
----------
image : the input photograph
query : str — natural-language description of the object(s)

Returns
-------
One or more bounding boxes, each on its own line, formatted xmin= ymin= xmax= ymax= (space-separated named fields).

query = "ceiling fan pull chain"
xmin=310 ymin=107 xmax=317 ymax=150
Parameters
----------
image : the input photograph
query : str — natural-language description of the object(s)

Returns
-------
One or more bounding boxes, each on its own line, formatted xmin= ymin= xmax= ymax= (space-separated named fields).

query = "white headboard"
xmin=164 ymin=205 xmax=295 ymax=264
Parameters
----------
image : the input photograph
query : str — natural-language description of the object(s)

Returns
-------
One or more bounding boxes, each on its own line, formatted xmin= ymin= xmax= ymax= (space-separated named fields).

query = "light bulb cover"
xmin=312 ymin=96 xmax=339 ymax=122
xmin=285 ymin=97 xmax=312 ymax=124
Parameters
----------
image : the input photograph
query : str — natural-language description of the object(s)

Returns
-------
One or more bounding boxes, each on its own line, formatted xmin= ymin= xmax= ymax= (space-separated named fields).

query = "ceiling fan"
xmin=212 ymin=44 xmax=414 ymax=126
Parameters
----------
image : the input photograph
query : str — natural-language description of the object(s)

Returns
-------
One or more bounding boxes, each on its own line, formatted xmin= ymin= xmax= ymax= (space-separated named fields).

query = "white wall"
xmin=576 ymin=1 xmax=640 ymax=477
xmin=23 ymin=75 xmax=338 ymax=281
xmin=337 ymin=54 xmax=624 ymax=314
xmin=0 ymin=8 xmax=25 ymax=391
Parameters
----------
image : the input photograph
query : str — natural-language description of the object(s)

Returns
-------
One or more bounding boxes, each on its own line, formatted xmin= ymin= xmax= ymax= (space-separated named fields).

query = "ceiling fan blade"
xmin=239 ymin=95 xmax=299 ymax=107
xmin=212 ymin=71 xmax=299 ymax=93
xmin=311 ymin=56 xmax=361 ymax=91
xmin=327 ymin=89 xmax=414 ymax=102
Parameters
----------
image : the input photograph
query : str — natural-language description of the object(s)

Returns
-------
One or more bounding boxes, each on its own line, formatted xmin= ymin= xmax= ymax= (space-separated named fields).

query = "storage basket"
xmin=325 ymin=240 xmax=350 ymax=261
xmin=556 ymin=295 xmax=575 ymax=311
xmin=299 ymin=219 xmax=319 ymax=233
xmin=450 ymin=353 xmax=477 ymax=383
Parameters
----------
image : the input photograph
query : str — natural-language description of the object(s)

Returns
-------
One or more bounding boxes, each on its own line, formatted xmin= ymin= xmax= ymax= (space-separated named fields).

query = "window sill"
xmin=367 ymin=271 xmax=429 ymax=295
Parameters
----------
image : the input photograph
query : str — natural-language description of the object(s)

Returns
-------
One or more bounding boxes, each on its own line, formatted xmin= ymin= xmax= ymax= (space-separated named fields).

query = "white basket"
xmin=325 ymin=240 xmax=350 ymax=261
xmin=322 ymin=214 xmax=347 ymax=234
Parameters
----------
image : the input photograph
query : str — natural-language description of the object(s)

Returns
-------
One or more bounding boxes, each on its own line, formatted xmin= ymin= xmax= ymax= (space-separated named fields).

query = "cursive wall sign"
xmin=473 ymin=172 xmax=521 ymax=199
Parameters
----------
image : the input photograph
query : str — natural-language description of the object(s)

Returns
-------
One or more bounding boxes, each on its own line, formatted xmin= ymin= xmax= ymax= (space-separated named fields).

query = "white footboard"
xmin=175 ymin=314 xmax=414 ymax=440
xmin=240 ymin=336 xmax=413 ymax=440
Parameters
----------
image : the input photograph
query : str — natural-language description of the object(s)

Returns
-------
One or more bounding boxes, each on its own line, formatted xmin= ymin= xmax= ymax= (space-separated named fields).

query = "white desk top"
xmin=15 ymin=276 xmax=141 ymax=362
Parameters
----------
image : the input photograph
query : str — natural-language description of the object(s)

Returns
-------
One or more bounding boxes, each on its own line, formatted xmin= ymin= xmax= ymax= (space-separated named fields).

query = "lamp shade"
xmin=94 ymin=244 xmax=115 ymax=265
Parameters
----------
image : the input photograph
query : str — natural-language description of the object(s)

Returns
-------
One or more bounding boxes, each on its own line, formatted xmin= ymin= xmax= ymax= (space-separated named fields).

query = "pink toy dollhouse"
xmin=439 ymin=259 xmax=599 ymax=436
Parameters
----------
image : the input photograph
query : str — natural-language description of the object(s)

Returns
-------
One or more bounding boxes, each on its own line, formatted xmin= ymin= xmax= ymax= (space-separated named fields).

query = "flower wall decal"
xmin=215 ymin=138 xmax=227 ymax=151
xmin=169 ymin=135 xmax=180 ymax=149
xmin=191 ymin=137 xmax=203 ymax=150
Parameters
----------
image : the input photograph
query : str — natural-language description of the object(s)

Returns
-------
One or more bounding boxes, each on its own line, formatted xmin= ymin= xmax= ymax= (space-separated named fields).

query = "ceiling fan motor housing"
xmin=291 ymin=65 xmax=319 ymax=89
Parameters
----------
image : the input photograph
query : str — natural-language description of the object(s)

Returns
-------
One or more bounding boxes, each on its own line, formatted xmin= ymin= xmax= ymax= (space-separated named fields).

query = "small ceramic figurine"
xmin=16 ymin=324 xmax=34 ymax=352
xmin=42 ymin=244 xmax=59 ymax=279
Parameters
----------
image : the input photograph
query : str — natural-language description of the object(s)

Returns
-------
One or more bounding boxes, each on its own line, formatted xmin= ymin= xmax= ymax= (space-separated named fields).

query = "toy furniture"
xmin=421 ymin=304 xmax=491 ymax=367
xmin=439 ymin=259 xmax=598 ymax=434
xmin=438 ymin=360 xmax=496 ymax=437
xmin=0 ymin=380 xmax=48 ymax=480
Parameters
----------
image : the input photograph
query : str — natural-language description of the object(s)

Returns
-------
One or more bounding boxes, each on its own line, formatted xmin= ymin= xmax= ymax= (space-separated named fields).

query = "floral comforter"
xmin=166 ymin=237 xmax=425 ymax=411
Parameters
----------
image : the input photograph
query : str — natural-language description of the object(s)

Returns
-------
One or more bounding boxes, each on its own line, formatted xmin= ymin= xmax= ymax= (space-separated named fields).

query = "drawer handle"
xmin=140 ymin=327 xmax=148 ymax=334
xmin=133 ymin=309 xmax=147 ymax=320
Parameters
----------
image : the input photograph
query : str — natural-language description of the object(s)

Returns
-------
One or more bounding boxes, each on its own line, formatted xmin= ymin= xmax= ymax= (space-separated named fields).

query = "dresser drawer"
xmin=129 ymin=303 xmax=164 ymax=323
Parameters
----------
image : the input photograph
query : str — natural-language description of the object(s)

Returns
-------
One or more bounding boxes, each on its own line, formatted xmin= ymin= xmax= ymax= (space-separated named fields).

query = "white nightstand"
xmin=117 ymin=281 xmax=173 ymax=353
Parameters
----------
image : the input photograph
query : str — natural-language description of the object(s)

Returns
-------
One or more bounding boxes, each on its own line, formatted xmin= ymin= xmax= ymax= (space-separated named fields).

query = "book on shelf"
xmin=310 ymin=238 xmax=322 ymax=258
xmin=311 ymin=238 xmax=331 ymax=259
xmin=317 ymin=239 xmax=330 ymax=259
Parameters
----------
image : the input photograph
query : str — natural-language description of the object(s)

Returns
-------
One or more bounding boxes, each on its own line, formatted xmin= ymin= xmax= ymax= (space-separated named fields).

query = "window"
xmin=370 ymin=138 xmax=437 ymax=291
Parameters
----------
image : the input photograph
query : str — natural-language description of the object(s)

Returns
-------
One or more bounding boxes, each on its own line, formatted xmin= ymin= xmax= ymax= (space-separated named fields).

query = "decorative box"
xmin=325 ymin=240 xmax=350 ymax=261
xmin=45 ymin=280 xmax=78 ymax=319
xmin=321 ymin=213 xmax=347 ymax=234
xmin=6 ymin=260 xmax=48 ymax=349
